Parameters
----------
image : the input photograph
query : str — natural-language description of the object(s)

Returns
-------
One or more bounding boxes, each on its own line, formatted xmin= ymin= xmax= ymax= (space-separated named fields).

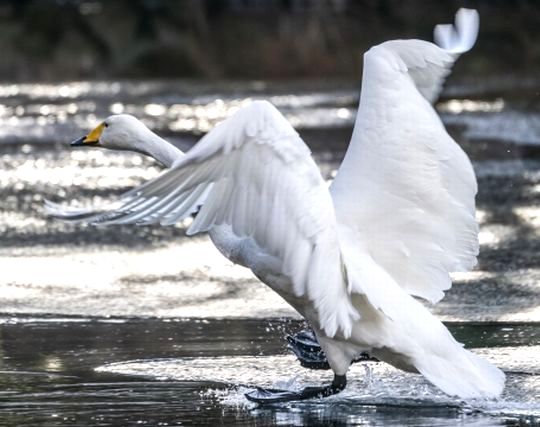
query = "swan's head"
xmin=70 ymin=114 xmax=151 ymax=152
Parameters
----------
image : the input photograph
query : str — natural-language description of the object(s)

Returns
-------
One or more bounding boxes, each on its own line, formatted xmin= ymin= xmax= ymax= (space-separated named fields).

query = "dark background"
xmin=0 ymin=0 xmax=537 ymax=82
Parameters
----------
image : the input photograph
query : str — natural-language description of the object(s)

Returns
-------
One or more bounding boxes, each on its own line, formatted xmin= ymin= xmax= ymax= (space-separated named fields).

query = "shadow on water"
xmin=0 ymin=315 xmax=538 ymax=426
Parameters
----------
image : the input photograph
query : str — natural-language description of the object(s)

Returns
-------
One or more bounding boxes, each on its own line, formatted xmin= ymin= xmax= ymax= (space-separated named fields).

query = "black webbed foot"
xmin=286 ymin=329 xmax=331 ymax=370
xmin=245 ymin=374 xmax=347 ymax=404
xmin=286 ymin=329 xmax=378 ymax=370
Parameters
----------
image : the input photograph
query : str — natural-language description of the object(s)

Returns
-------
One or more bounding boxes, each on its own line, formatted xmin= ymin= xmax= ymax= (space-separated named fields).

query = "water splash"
xmin=96 ymin=345 xmax=540 ymax=422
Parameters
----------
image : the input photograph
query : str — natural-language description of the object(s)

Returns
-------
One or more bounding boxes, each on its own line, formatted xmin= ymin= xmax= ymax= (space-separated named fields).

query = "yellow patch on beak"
xmin=83 ymin=123 xmax=106 ymax=144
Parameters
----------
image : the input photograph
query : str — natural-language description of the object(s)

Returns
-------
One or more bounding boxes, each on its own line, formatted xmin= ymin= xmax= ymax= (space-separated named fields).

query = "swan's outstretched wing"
xmin=407 ymin=8 xmax=479 ymax=103
xmin=331 ymin=9 xmax=480 ymax=304
xmin=49 ymin=101 xmax=359 ymax=338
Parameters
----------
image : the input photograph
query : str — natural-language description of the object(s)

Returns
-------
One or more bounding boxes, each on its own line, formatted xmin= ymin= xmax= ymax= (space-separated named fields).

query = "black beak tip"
xmin=70 ymin=136 xmax=87 ymax=147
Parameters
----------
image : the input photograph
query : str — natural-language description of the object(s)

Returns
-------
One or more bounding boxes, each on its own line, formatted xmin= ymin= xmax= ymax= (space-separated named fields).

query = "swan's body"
xmin=48 ymin=9 xmax=505 ymax=400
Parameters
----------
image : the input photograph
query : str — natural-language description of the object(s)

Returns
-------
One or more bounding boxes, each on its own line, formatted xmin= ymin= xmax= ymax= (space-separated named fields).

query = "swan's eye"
xmin=103 ymin=122 xmax=109 ymax=128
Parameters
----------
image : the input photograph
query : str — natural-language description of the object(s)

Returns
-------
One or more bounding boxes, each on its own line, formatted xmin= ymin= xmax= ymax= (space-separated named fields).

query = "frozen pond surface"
xmin=0 ymin=78 xmax=539 ymax=425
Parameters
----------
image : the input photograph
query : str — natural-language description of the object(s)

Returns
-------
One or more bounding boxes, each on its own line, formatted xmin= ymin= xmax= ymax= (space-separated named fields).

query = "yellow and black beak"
xmin=70 ymin=123 xmax=106 ymax=147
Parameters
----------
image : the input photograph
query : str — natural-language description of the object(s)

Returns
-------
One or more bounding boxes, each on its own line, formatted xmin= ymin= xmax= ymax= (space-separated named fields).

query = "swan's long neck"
xmin=135 ymin=128 xmax=184 ymax=168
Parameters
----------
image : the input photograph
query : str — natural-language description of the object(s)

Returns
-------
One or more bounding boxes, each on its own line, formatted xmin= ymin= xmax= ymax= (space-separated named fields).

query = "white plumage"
xmin=332 ymin=10 xmax=481 ymax=306
xmin=47 ymin=9 xmax=505 ymax=399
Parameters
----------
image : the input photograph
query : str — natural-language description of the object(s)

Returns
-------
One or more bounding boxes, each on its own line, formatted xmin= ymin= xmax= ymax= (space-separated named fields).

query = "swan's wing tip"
xmin=43 ymin=199 xmax=74 ymax=217
xmin=43 ymin=199 xmax=106 ymax=223
xmin=434 ymin=8 xmax=479 ymax=54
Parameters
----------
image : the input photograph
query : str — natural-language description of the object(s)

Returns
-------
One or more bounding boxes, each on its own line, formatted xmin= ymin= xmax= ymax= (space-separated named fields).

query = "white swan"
xmin=47 ymin=8 xmax=505 ymax=402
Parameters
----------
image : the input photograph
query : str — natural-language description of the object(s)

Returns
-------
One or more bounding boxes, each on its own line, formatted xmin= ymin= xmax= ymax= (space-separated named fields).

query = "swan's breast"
xmin=208 ymin=224 xmax=293 ymax=294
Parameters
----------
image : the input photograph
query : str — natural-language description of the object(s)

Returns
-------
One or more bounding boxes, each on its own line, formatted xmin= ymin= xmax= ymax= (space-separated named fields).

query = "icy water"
xmin=0 ymin=78 xmax=539 ymax=425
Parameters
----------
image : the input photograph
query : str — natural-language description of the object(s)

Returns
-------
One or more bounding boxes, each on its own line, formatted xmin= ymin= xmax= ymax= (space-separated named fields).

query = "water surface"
xmin=0 ymin=316 xmax=538 ymax=426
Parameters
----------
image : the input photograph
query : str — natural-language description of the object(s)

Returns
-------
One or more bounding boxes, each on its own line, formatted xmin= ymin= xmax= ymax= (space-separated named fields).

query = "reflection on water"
xmin=0 ymin=316 xmax=538 ymax=426
xmin=438 ymin=98 xmax=505 ymax=114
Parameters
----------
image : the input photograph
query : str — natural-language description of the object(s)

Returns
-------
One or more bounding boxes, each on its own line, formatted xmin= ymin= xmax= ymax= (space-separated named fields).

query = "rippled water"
xmin=0 ymin=78 xmax=539 ymax=425
xmin=0 ymin=316 xmax=538 ymax=426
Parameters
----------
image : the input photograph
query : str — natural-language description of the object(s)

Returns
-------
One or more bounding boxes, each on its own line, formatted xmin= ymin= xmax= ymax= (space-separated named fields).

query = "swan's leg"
xmin=287 ymin=329 xmax=377 ymax=370
xmin=245 ymin=331 xmax=354 ymax=404
xmin=245 ymin=374 xmax=346 ymax=403
xmin=245 ymin=375 xmax=347 ymax=403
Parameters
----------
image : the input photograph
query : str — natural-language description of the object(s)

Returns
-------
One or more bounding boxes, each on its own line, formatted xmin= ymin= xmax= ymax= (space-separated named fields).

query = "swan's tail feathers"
xmin=415 ymin=337 xmax=505 ymax=399
xmin=342 ymin=246 xmax=504 ymax=399
xmin=434 ymin=8 xmax=479 ymax=54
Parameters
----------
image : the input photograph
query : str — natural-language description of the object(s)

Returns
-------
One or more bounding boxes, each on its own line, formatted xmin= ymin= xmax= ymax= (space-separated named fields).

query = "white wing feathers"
xmin=331 ymin=8 xmax=479 ymax=306
xmin=51 ymin=100 xmax=359 ymax=338
xmin=376 ymin=9 xmax=479 ymax=104
xmin=434 ymin=8 xmax=480 ymax=55
xmin=380 ymin=40 xmax=455 ymax=104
